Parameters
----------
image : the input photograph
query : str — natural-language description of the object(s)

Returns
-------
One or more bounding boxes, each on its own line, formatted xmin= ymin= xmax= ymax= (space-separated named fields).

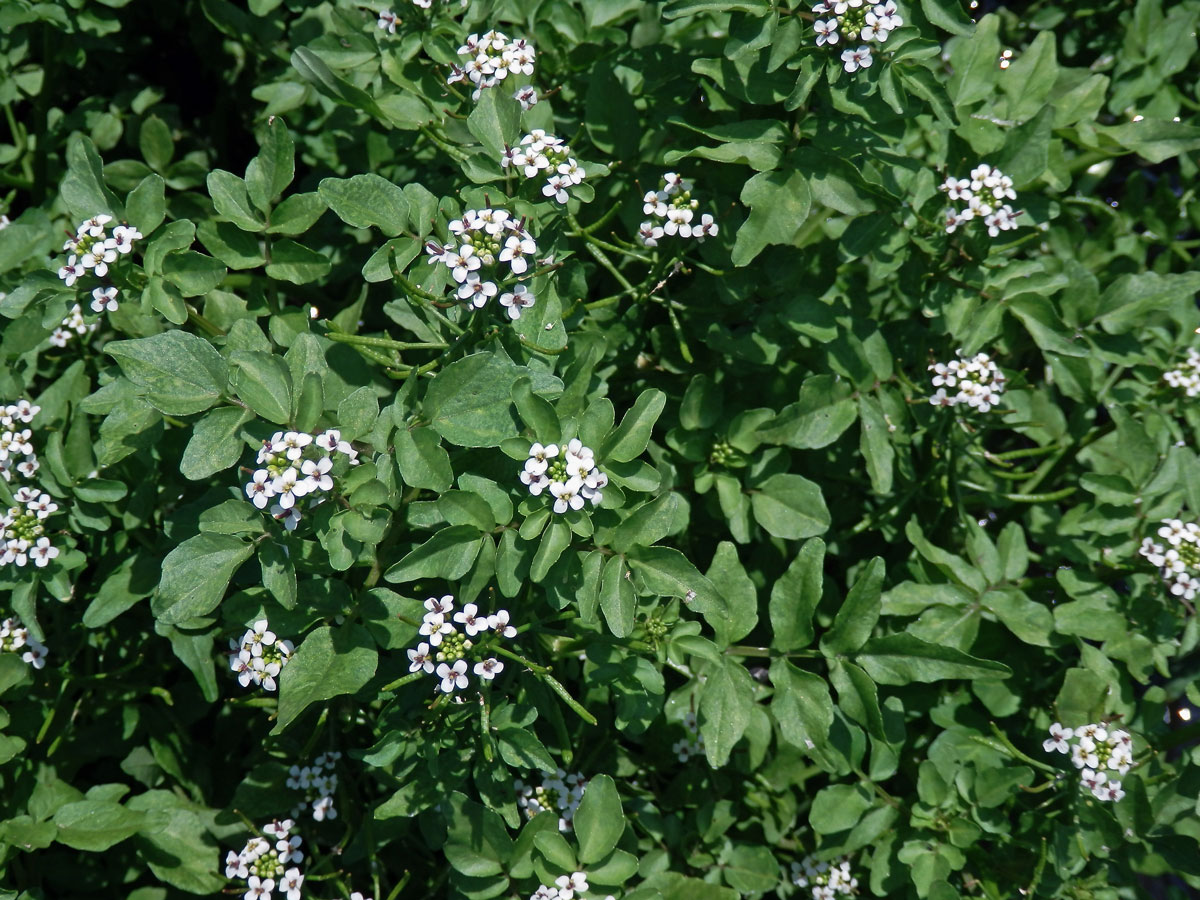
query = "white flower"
xmin=244 ymin=875 xmax=274 ymax=900
xmin=1043 ymin=722 xmax=1071 ymax=754
xmin=637 ymin=221 xmax=664 ymax=247
xmin=550 ymin=477 xmax=586 ymax=514
xmin=499 ymin=284 xmax=535 ymax=320
xmin=301 ymin=456 xmax=334 ymax=493
xmin=841 ymin=45 xmax=872 ymax=72
xmin=378 ymin=9 xmax=398 ymax=33
xmin=458 ymin=272 xmax=498 ymax=308
xmin=453 ymin=603 xmax=488 ymax=636
xmin=814 ymin=18 xmax=839 ymax=45
xmin=425 ymin=594 xmax=455 ymax=615
xmin=57 ymin=256 xmax=84 ymax=286
xmin=280 ymin=867 xmax=304 ymax=900
xmin=408 ymin=641 xmax=435 ymax=673
xmin=419 ymin=612 xmax=454 ymax=646
xmin=473 ymin=657 xmax=504 ymax=680
xmin=488 ymin=609 xmax=517 ymax=638
xmin=225 ymin=850 xmax=249 ymax=879
xmin=437 ymin=659 xmax=469 ymax=692
xmin=110 ymin=225 xmax=142 ymax=253
xmin=30 ymin=537 xmax=57 ymax=567
xmin=90 ymin=286 xmax=119 ymax=313
xmin=514 ymin=85 xmax=539 ymax=109
xmin=499 ymin=233 xmax=536 ymax=274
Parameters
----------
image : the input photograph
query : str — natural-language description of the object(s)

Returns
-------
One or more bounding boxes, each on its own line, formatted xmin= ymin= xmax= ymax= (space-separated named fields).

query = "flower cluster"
xmin=287 ymin=753 xmax=341 ymax=823
xmin=519 ymin=440 xmax=607 ymax=514
xmin=425 ymin=208 xmax=538 ymax=319
xmin=0 ymin=400 xmax=41 ymax=483
xmin=939 ymin=163 xmax=1021 ymax=236
xmin=791 ymin=856 xmax=860 ymax=900
xmin=1043 ymin=722 xmax=1132 ymax=802
xmin=224 ymin=819 xmax=304 ymax=900
xmin=1139 ymin=518 xmax=1200 ymax=601
xmin=377 ymin=2 xmax=460 ymax=33
xmin=229 ymin=620 xmax=295 ymax=693
xmin=502 ymin=131 xmax=586 ymax=206
xmin=514 ymin=768 xmax=588 ymax=831
xmin=1 ymin=487 xmax=60 ymax=569
xmin=1164 ymin=348 xmax=1200 ymax=397
xmin=811 ymin=0 xmax=903 ymax=74
xmin=245 ymin=429 xmax=359 ymax=531
xmin=637 ymin=172 xmax=718 ymax=248
xmin=407 ymin=595 xmax=516 ymax=694
xmin=49 ymin=303 xmax=98 ymax=349
xmin=56 ymin=213 xmax=141 ymax=301
xmin=672 ymin=711 xmax=705 ymax=762
xmin=529 ymin=872 xmax=597 ymax=900
xmin=928 ymin=351 xmax=1007 ymax=412
xmin=446 ymin=31 xmax=536 ymax=102
xmin=0 ymin=615 xmax=49 ymax=670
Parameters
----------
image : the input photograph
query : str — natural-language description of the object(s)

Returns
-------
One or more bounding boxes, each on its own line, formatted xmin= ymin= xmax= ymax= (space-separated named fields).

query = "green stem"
xmin=957 ymin=481 xmax=1077 ymax=503
xmin=539 ymin=671 xmax=598 ymax=726
xmin=491 ymin=644 xmax=549 ymax=674
xmin=324 ymin=332 xmax=448 ymax=352
xmin=380 ymin=670 xmax=425 ymax=692
xmin=187 ymin=307 xmax=225 ymax=337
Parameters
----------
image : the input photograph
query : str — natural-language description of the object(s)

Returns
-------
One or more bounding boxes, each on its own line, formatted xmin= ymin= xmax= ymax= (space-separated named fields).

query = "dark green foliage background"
xmin=1 ymin=0 xmax=1200 ymax=898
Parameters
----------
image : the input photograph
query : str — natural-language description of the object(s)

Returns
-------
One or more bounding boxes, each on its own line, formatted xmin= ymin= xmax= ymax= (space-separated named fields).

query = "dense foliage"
xmin=1 ymin=0 xmax=1200 ymax=899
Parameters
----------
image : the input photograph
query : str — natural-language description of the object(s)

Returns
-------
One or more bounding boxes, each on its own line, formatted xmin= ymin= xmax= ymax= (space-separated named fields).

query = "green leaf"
xmin=769 ymin=537 xmax=823 ymax=651
xmin=512 ymin=375 xmax=560 ymax=444
xmin=424 ymin=352 xmax=562 ymax=448
xmin=610 ymin=493 xmax=684 ymax=554
xmin=1054 ymin=667 xmax=1108 ymax=725
xmin=704 ymin=540 xmax=758 ymax=645
xmin=53 ymin=800 xmax=146 ymax=852
xmin=273 ymin=624 xmax=378 ymax=733
xmin=700 ymin=658 xmax=753 ymax=767
xmin=573 ymin=774 xmax=625 ymax=865
xmin=732 ymin=166 xmax=811 ymax=267
xmin=61 ymin=134 xmax=123 ymax=221
xmin=82 ymin=553 xmax=158 ymax=628
xmin=626 ymin=546 xmax=728 ymax=636
xmin=259 ymin=539 xmax=297 ymax=610
xmin=246 ymin=116 xmax=295 ymax=210
xmin=106 ymin=331 xmax=229 ymax=416
xmin=162 ymin=251 xmax=228 ymax=297
xmin=180 ymin=407 xmax=252 ymax=480
xmin=769 ymin=658 xmax=834 ymax=751
xmin=230 ymin=350 xmax=293 ymax=424
xmin=857 ymin=395 xmax=895 ymax=494
xmin=266 ymin=239 xmax=331 ymax=284
xmin=395 ymin=427 xmax=453 ymax=492
xmin=810 ymin=784 xmax=871 ymax=833
xmin=530 ymin=520 xmax=572 ymax=582
xmin=126 ymin=174 xmax=166 ymax=236
xmin=829 ymin=659 xmax=887 ymax=740
xmin=318 ymin=173 xmax=410 ymax=236
xmin=337 ymin=386 xmax=379 ymax=441
xmin=497 ymin=727 xmax=556 ymax=772
xmin=601 ymin=555 xmax=636 ymax=638
xmin=821 ymin=557 xmax=884 ymax=656
xmin=920 ymin=0 xmax=974 ymax=35
xmin=266 ymin=192 xmax=327 ymax=235
xmin=384 ymin=525 xmax=482 ymax=583
xmin=442 ymin=792 xmax=513 ymax=877
xmin=723 ymin=844 xmax=780 ymax=894
xmin=151 ymin=533 xmax=253 ymax=624
xmin=467 ymin=85 xmax=521 ymax=159
xmin=139 ymin=115 xmax=175 ymax=170
xmin=855 ymin=633 xmax=1012 ymax=685
xmin=757 ymin=375 xmax=857 ymax=449
xmin=750 ymin=473 xmax=830 ymax=540
xmin=948 ymin=13 xmax=1000 ymax=107
xmin=291 ymin=47 xmax=384 ymax=117
xmin=601 ymin=389 xmax=666 ymax=463
xmin=207 ymin=169 xmax=265 ymax=231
